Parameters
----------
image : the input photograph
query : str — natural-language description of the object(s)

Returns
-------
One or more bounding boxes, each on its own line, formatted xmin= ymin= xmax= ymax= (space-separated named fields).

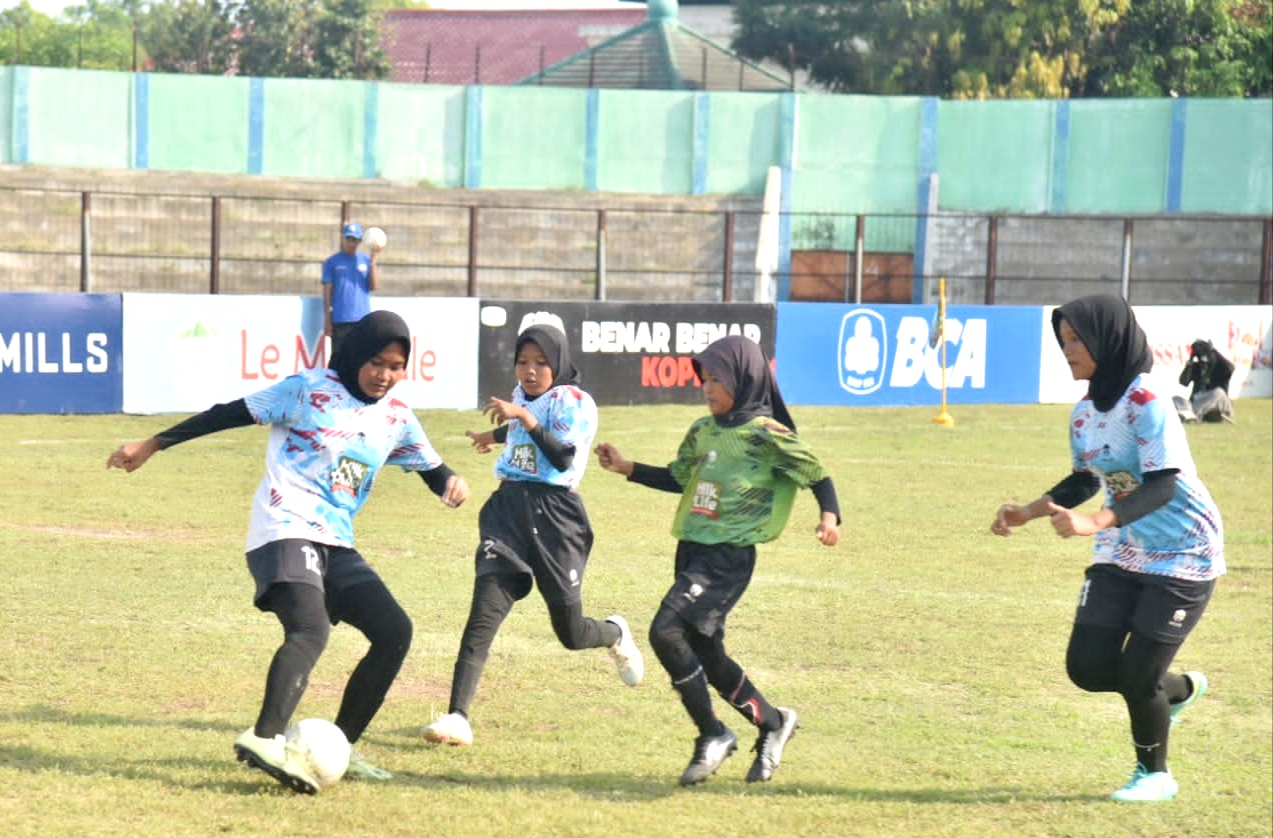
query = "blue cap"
xmin=342 ymin=221 xmax=364 ymax=240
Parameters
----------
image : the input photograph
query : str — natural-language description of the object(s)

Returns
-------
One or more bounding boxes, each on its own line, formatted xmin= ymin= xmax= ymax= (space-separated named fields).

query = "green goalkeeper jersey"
xmin=667 ymin=414 xmax=831 ymax=546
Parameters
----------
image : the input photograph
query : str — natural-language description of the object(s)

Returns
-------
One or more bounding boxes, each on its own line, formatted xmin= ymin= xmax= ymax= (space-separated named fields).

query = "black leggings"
xmin=648 ymin=603 xmax=742 ymax=689
xmin=256 ymin=579 xmax=412 ymax=745
xmin=446 ymin=572 xmax=614 ymax=716
xmin=647 ymin=602 xmax=782 ymax=734
xmin=1066 ymin=624 xmax=1193 ymax=772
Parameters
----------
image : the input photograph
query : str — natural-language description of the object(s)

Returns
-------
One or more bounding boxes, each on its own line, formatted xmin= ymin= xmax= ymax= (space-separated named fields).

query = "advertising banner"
xmin=121 ymin=294 xmax=479 ymax=414
xmin=1038 ymin=304 xmax=1273 ymax=404
xmin=775 ymin=302 xmax=1043 ymax=406
xmin=0 ymin=292 xmax=123 ymax=414
xmin=476 ymin=301 xmax=776 ymax=406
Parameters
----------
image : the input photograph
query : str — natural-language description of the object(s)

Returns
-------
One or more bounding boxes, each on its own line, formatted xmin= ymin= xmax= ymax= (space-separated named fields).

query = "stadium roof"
xmin=381 ymin=0 xmax=797 ymax=92
xmin=517 ymin=0 xmax=797 ymax=92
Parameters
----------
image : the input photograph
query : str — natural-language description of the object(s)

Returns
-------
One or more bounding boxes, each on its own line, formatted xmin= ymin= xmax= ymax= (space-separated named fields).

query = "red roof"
xmin=382 ymin=9 xmax=648 ymax=85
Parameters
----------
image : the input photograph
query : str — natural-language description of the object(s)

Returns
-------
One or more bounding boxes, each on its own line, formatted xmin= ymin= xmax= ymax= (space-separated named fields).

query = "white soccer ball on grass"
xmin=362 ymin=226 xmax=388 ymax=250
xmin=284 ymin=717 xmax=351 ymax=790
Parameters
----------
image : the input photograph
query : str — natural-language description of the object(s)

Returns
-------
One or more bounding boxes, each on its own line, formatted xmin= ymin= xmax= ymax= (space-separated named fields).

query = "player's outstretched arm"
xmin=107 ymin=437 xmax=161 ymax=473
xmin=466 ymin=429 xmax=497 ymax=454
xmin=991 ymin=497 xmax=1050 ymax=536
xmin=440 ymin=474 xmax=470 ymax=508
xmin=815 ymin=511 xmax=840 ymax=546
xmin=594 ymin=442 xmax=634 ymax=477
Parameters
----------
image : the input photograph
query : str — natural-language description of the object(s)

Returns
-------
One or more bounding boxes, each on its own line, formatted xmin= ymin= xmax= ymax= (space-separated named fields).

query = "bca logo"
xmin=838 ymin=309 xmax=888 ymax=395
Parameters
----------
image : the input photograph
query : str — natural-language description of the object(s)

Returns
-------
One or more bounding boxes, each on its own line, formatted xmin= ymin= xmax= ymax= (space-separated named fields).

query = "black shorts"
xmin=475 ymin=481 xmax=593 ymax=606
xmin=1073 ymin=563 xmax=1215 ymax=644
xmin=661 ymin=540 xmax=756 ymax=636
xmin=246 ymin=539 xmax=381 ymax=614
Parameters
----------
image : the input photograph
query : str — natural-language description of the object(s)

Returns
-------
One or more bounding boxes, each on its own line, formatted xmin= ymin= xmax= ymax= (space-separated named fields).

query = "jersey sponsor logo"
xmin=837 ymin=310 xmax=988 ymax=396
xmin=690 ymin=479 xmax=722 ymax=518
xmin=331 ymin=455 xmax=371 ymax=497
xmin=509 ymin=443 xmax=538 ymax=474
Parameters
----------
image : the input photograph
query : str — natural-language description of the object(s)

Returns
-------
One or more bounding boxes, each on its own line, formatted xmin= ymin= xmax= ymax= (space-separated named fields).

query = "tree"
xmin=1086 ymin=0 xmax=1273 ymax=96
xmin=311 ymin=0 xmax=391 ymax=79
xmin=142 ymin=0 xmax=234 ymax=74
xmin=730 ymin=0 xmax=1270 ymax=97
xmin=235 ymin=0 xmax=321 ymax=78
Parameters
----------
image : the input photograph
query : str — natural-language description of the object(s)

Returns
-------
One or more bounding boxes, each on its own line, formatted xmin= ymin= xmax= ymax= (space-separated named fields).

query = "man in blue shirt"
xmin=322 ymin=221 xmax=381 ymax=359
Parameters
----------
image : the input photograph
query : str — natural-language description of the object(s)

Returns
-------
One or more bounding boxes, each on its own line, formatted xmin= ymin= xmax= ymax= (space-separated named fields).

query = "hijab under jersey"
xmin=1052 ymin=294 xmax=1153 ymax=412
xmin=330 ymin=310 xmax=412 ymax=404
xmin=692 ymin=335 xmax=795 ymax=431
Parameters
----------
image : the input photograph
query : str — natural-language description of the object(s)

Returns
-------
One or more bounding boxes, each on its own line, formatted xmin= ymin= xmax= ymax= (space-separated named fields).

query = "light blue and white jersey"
xmin=242 ymin=368 xmax=443 ymax=551
xmin=493 ymin=383 xmax=597 ymax=489
xmin=1069 ymin=373 xmax=1224 ymax=581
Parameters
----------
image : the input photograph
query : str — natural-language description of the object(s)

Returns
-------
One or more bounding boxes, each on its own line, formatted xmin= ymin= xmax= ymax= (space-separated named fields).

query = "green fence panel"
xmin=703 ymin=92 xmax=782 ymax=196
xmin=261 ymin=77 xmax=366 ymax=178
xmin=595 ymin=90 xmax=694 ymax=194
xmin=1181 ymin=99 xmax=1273 ymax=215
xmin=27 ymin=67 xmax=131 ymax=169
xmin=936 ymin=100 xmax=1053 ymax=213
xmin=0 ymin=67 xmax=12 ymax=164
xmin=1067 ymin=99 xmax=1171 ymax=214
xmin=147 ymin=73 xmax=250 ymax=174
xmin=791 ymin=95 xmax=922 ymax=249
xmin=376 ymin=82 xmax=467 ymax=187
xmin=480 ymin=86 xmax=588 ymax=190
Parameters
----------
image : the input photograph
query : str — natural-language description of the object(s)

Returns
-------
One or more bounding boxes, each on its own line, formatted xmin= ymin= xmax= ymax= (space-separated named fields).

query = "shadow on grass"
xmin=385 ymin=765 xmax=1101 ymax=804
xmin=0 ymin=704 xmax=241 ymax=733
xmin=0 ymin=706 xmax=1102 ymax=804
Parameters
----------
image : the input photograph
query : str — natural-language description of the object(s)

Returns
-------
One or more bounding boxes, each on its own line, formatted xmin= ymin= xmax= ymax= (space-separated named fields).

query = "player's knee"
xmin=648 ymin=607 xmax=690 ymax=662
xmin=369 ymin=605 xmax=413 ymax=661
xmin=1066 ymin=652 xmax=1111 ymax=693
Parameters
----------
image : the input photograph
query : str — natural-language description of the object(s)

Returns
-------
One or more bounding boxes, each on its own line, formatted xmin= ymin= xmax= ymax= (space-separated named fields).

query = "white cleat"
xmin=422 ymin=712 xmax=474 ymax=747
xmin=607 ymin=614 xmax=645 ymax=687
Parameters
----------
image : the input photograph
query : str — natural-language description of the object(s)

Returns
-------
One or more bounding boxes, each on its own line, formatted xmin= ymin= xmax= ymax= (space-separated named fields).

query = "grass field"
xmin=0 ymin=403 xmax=1269 ymax=838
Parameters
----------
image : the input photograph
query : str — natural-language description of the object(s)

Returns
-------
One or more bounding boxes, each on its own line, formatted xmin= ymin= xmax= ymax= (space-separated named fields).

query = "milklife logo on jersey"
xmin=837 ymin=308 xmax=987 ymax=396
xmin=331 ymin=456 xmax=371 ymax=497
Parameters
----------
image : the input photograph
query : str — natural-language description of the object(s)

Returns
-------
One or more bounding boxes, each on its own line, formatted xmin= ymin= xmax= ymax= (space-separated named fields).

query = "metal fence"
xmin=1 ymin=184 xmax=1269 ymax=306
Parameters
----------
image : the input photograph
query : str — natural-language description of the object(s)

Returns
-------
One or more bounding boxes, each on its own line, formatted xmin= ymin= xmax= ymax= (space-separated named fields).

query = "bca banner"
xmin=477 ymin=301 xmax=776 ymax=406
xmin=775 ymin=302 xmax=1042 ymax=406
xmin=0 ymin=292 xmax=123 ymax=414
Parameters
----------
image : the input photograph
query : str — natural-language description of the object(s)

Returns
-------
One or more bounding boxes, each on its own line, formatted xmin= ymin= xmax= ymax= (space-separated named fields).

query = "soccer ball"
xmin=362 ymin=226 xmax=388 ymax=250
xmin=284 ymin=718 xmax=351 ymax=789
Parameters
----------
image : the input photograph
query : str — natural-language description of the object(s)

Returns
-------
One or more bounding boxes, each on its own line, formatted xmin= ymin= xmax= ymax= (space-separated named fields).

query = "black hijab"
xmin=330 ymin=310 xmax=411 ymax=404
xmin=691 ymin=335 xmax=796 ymax=430
xmin=1051 ymin=294 xmax=1152 ymax=412
xmin=516 ymin=324 xmax=580 ymax=398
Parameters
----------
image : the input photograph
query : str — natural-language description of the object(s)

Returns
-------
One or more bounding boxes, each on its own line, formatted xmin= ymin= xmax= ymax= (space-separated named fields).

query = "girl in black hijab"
xmin=992 ymin=294 xmax=1224 ymax=803
xmin=108 ymin=309 xmax=469 ymax=792
xmin=595 ymin=335 xmax=841 ymax=787
xmin=422 ymin=323 xmax=644 ymax=749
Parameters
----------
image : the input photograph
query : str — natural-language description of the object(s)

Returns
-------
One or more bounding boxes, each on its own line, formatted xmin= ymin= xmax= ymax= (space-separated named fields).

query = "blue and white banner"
xmin=0 ymin=292 xmax=123 ymax=413
xmin=776 ymin=303 xmax=1043 ymax=406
